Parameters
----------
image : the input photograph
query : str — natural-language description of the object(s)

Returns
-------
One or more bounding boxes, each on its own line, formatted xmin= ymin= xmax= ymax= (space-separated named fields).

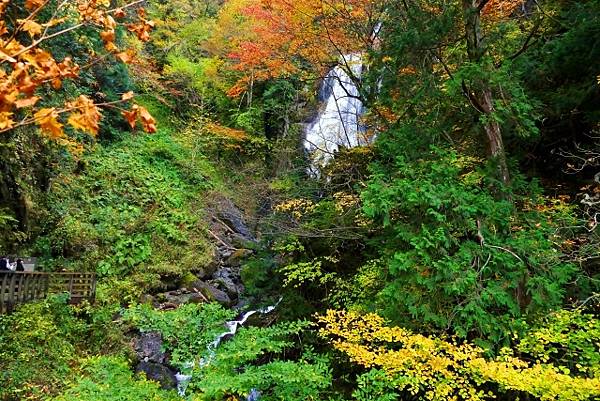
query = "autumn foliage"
xmin=319 ymin=310 xmax=600 ymax=401
xmin=0 ymin=0 xmax=156 ymax=145
xmin=213 ymin=0 xmax=383 ymax=97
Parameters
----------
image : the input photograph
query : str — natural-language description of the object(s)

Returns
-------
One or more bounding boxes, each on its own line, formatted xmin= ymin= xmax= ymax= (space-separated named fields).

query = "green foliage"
xmin=362 ymin=144 xmax=579 ymax=341
xmin=191 ymin=321 xmax=332 ymax=400
xmin=0 ymin=295 xmax=79 ymax=400
xmin=122 ymin=303 xmax=236 ymax=369
xmin=36 ymin=128 xmax=216 ymax=297
xmin=352 ymin=369 xmax=398 ymax=401
xmin=0 ymin=296 xmax=128 ymax=400
xmin=54 ymin=356 xmax=180 ymax=401
xmin=516 ymin=308 xmax=600 ymax=377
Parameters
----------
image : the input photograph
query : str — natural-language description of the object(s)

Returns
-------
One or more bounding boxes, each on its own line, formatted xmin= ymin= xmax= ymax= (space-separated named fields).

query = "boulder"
xmin=197 ymin=259 xmax=219 ymax=279
xmin=135 ymin=361 xmax=177 ymax=390
xmin=134 ymin=331 xmax=165 ymax=364
xmin=214 ymin=276 xmax=240 ymax=300
xmin=192 ymin=280 xmax=232 ymax=306
xmin=164 ymin=291 xmax=206 ymax=306
xmin=217 ymin=199 xmax=254 ymax=240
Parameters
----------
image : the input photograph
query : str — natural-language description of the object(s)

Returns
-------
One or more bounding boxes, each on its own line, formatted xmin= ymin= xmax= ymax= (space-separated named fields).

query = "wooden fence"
xmin=0 ymin=272 xmax=96 ymax=314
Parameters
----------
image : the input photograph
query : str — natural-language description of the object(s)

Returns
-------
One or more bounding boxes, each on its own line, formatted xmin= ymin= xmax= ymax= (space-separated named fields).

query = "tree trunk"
xmin=462 ymin=0 xmax=510 ymax=185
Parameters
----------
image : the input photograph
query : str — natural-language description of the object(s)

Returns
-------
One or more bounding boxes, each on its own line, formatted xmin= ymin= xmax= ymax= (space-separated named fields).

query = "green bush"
xmin=54 ymin=356 xmax=180 ymax=401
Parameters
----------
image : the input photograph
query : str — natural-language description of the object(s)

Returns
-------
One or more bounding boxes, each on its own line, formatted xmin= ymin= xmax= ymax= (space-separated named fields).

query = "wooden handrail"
xmin=0 ymin=272 xmax=97 ymax=314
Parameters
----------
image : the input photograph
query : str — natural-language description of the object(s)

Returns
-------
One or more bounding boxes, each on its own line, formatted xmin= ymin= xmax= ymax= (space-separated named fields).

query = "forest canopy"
xmin=0 ymin=0 xmax=599 ymax=400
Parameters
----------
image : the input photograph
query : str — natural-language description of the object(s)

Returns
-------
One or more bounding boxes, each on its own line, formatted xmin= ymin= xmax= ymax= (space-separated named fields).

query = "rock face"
xmin=192 ymin=280 xmax=232 ymax=306
xmin=216 ymin=198 xmax=255 ymax=240
xmin=135 ymin=361 xmax=177 ymax=390
xmin=134 ymin=331 xmax=166 ymax=364
xmin=134 ymin=332 xmax=177 ymax=390
xmin=145 ymin=196 xmax=256 ymax=310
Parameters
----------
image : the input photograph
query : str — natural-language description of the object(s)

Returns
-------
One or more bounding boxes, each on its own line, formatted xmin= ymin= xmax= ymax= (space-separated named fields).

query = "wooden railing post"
xmin=0 ymin=271 xmax=97 ymax=314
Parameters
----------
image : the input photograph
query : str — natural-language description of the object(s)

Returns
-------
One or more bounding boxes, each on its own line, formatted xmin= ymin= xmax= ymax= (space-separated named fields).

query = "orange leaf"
xmin=18 ymin=19 xmax=43 ymax=37
xmin=66 ymin=95 xmax=102 ymax=136
xmin=122 ymin=107 xmax=138 ymax=129
xmin=100 ymin=29 xmax=115 ymax=43
xmin=113 ymin=8 xmax=126 ymax=18
xmin=116 ymin=52 xmax=130 ymax=63
xmin=25 ymin=0 xmax=44 ymax=10
xmin=121 ymin=91 xmax=134 ymax=101
xmin=138 ymin=106 xmax=157 ymax=133
xmin=15 ymin=96 xmax=40 ymax=108
xmin=34 ymin=108 xmax=64 ymax=139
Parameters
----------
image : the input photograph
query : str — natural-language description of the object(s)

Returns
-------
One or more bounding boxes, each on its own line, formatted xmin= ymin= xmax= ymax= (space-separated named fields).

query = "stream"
xmin=175 ymin=300 xmax=282 ymax=397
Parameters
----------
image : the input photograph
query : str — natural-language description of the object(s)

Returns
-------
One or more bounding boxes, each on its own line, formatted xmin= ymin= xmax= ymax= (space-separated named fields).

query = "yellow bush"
xmin=318 ymin=310 xmax=600 ymax=401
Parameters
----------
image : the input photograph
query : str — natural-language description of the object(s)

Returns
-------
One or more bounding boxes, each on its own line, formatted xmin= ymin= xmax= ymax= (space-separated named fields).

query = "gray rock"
xmin=135 ymin=361 xmax=177 ymax=390
xmin=214 ymin=276 xmax=239 ymax=300
xmin=164 ymin=292 xmax=206 ymax=306
xmin=217 ymin=199 xmax=254 ymax=239
xmin=192 ymin=280 xmax=232 ymax=306
xmin=134 ymin=331 xmax=165 ymax=364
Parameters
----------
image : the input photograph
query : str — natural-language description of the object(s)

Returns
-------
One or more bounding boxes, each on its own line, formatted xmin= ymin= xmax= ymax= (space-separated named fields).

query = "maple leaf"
xmin=0 ymin=112 xmax=14 ymax=130
xmin=100 ymin=29 xmax=115 ymax=43
xmin=66 ymin=95 xmax=101 ymax=136
xmin=18 ymin=19 xmax=43 ymax=37
xmin=24 ymin=0 xmax=44 ymax=11
xmin=115 ymin=49 xmax=136 ymax=63
xmin=121 ymin=104 xmax=157 ymax=133
xmin=121 ymin=105 xmax=138 ymax=129
xmin=15 ymin=96 xmax=40 ymax=108
xmin=138 ymin=106 xmax=157 ymax=133
xmin=34 ymin=108 xmax=64 ymax=139
xmin=113 ymin=8 xmax=126 ymax=18
xmin=0 ymin=49 xmax=16 ymax=63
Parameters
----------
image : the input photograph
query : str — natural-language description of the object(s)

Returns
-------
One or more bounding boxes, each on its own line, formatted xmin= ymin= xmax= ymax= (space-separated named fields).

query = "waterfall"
xmin=175 ymin=299 xmax=282 ymax=398
xmin=304 ymin=54 xmax=369 ymax=174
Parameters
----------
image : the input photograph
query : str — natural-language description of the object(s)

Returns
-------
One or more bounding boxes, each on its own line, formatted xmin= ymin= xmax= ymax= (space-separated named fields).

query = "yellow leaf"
xmin=0 ymin=112 xmax=14 ymax=130
xmin=18 ymin=19 xmax=43 ymax=38
xmin=34 ymin=108 xmax=64 ymax=139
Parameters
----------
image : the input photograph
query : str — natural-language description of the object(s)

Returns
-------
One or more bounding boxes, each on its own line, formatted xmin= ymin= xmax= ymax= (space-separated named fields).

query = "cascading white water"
xmin=175 ymin=300 xmax=282 ymax=397
xmin=304 ymin=54 xmax=369 ymax=174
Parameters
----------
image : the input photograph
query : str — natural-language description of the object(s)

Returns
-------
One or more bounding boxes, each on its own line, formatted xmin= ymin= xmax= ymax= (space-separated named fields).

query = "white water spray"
xmin=304 ymin=54 xmax=369 ymax=174
xmin=175 ymin=299 xmax=283 ymax=397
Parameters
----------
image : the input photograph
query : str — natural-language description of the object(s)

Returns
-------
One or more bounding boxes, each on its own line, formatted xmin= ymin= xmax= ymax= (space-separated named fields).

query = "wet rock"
xmin=225 ymin=249 xmax=253 ymax=267
xmin=214 ymin=276 xmax=239 ymax=300
xmin=244 ymin=310 xmax=277 ymax=328
xmin=134 ymin=331 xmax=165 ymax=364
xmin=192 ymin=280 xmax=232 ymax=306
xmin=217 ymin=199 xmax=254 ymax=240
xmin=136 ymin=361 xmax=177 ymax=390
xmin=164 ymin=292 xmax=206 ymax=306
